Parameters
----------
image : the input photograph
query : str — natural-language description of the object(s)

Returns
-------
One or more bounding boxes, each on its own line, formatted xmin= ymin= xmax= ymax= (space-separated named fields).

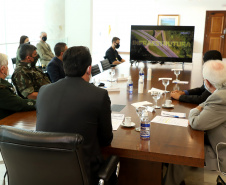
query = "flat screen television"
xmin=130 ymin=25 xmax=195 ymax=63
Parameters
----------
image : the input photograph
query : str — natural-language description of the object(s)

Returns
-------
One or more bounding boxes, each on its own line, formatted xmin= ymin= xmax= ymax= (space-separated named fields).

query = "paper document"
xmin=158 ymin=78 xmax=172 ymax=81
xmin=172 ymin=80 xmax=189 ymax=84
xmin=112 ymin=114 xmax=125 ymax=130
xmin=101 ymin=87 xmax=120 ymax=92
xmin=171 ymin=69 xmax=183 ymax=71
xmin=117 ymin=77 xmax=128 ymax=81
xmin=131 ymin=101 xmax=152 ymax=108
xmin=100 ymin=79 xmax=108 ymax=81
xmin=112 ymin=114 xmax=125 ymax=120
xmin=151 ymin=116 xmax=188 ymax=127
xmin=161 ymin=111 xmax=186 ymax=118
xmin=146 ymin=106 xmax=155 ymax=112
xmin=148 ymin=87 xmax=169 ymax=93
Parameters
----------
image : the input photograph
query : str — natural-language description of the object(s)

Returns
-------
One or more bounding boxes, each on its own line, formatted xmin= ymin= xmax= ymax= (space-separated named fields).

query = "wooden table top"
xmin=0 ymin=61 xmax=204 ymax=168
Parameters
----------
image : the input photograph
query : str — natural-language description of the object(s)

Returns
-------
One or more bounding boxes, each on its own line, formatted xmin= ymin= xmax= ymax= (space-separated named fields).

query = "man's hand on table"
xmin=170 ymin=90 xmax=185 ymax=100
xmin=195 ymin=106 xmax=203 ymax=112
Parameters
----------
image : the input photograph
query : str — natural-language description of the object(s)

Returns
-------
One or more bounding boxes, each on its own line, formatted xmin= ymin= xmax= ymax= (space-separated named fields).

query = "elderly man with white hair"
xmin=36 ymin=31 xmax=54 ymax=66
xmin=0 ymin=53 xmax=36 ymax=120
xmin=163 ymin=60 xmax=226 ymax=185
xmin=189 ymin=59 xmax=226 ymax=172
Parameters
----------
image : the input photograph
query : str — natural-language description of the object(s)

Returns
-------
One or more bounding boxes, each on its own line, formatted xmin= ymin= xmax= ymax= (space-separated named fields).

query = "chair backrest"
xmin=11 ymin=58 xmax=16 ymax=69
xmin=91 ymin=64 xmax=101 ymax=77
xmin=100 ymin=59 xmax=111 ymax=71
xmin=0 ymin=126 xmax=89 ymax=185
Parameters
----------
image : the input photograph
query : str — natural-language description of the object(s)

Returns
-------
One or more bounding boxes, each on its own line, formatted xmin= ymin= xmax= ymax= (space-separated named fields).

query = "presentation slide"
xmin=131 ymin=30 xmax=194 ymax=59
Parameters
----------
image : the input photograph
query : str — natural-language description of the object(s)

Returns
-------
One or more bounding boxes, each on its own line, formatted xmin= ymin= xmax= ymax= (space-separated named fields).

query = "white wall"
xmin=0 ymin=0 xmax=65 ymax=72
xmin=0 ymin=0 xmax=65 ymax=44
xmin=92 ymin=0 xmax=226 ymax=58
xmin=65 ymin=0 xmax=92 ymax=52
xmin=1 ymin=0 xmax=226 ymax=66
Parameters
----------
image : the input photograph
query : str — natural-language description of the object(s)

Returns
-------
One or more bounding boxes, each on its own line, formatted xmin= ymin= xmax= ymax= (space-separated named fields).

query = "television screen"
xmin=130 ymin=25 xmax=195 ymax=63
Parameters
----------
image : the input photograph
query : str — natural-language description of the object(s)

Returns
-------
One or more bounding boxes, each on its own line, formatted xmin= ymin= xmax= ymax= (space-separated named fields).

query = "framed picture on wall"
xmin=158 ymin=15 xmax=180 ymax=26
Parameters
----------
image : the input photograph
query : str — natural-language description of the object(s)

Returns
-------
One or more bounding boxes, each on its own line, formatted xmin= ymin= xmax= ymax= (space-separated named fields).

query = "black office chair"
xmin=100 ymin=59 xmax=111 ymax=71
xmin=3 ymin=57 xmax=16 ymax=83
xmin=216 ymin=142 xmax=226 ymax=185
xmin=0 ymin=125 xmax=120 ymax=185
xmin=11 ymin=58 xmax=16 ymax=69
xmin=103 ymin=57 xmax=117 ymax=68
xmin=91 ymin=64 xmax=101 ymax=77
xmin=217 ymin=175 xmax=226 ymax=185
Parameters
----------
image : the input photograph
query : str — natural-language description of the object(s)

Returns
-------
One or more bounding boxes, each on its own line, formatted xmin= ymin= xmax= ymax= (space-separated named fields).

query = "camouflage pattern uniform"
xmin=0 ymin=78 xmax=36 ymax=120
xmin=12 ymin=62 xmax=50 ymax=98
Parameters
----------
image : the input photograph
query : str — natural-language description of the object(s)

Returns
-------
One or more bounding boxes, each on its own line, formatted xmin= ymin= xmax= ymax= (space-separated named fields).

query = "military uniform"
xmin=12 ymin=62 xmax=50 ymax=98
xmin=0 ymin=78 xmax=36 ymax=120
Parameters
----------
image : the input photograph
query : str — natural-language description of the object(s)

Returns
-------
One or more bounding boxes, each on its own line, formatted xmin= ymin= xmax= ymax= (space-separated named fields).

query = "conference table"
xmin=0 ymin=60 xmax=204 ymax=185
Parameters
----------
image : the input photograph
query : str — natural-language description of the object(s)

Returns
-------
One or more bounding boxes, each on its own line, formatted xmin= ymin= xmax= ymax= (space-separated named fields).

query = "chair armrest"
xmin=98 ymin=155 xmax=120 ymax=181
xmin=216 ymin=175 xmax=226 ymax=185
xmin=216 ymin=142 xmax=226 ymax=174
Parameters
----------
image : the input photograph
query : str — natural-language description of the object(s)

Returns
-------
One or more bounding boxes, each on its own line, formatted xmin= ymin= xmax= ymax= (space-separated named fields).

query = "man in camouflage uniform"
xmin=12 ymin=44 xmax=50 ymax=100
xmin=0 ymin=53 xmax=36 ymax=120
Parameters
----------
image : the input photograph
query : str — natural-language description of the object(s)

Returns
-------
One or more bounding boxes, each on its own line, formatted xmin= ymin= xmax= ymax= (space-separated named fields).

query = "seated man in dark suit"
xmin=170 ymin=50 xmax=222 ymax=104
xmin=47 ymin=42 xmax=67 ymax=82
xmin=105 ymin=37 xmax=125 ymax=65
xmin=36 ymin=46 xmax=113 ymax=184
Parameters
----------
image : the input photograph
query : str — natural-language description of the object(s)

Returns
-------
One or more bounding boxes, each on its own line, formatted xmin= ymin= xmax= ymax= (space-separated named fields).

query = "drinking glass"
xmin=162 ymin=79 xmax=170 ymax=94
xmin=109 ymin=68 xmax=116 ymax=82
xmin=174 ymin=70 xmax=181 ymax=81
xmin=135 ymin=106 xmax=147 ymax=131
xmin=151 ymin=91 xmax=161 ymax=109
xmin=94 ymin=78 xmax=100 ymax=87
xmin=136 ymin=106 xmax=147 ymax=119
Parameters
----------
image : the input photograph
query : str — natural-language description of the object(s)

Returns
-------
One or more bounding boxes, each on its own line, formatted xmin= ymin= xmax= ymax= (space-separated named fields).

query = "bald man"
xmin=164 ymin=60 xmax=226 ymax=185
xmin=189 ymin=60 xmax=226 ymax=172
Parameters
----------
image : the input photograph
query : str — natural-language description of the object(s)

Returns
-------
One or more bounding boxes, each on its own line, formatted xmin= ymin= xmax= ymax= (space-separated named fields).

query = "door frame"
xmin=203 ymin=10 xmax=226 ymax=58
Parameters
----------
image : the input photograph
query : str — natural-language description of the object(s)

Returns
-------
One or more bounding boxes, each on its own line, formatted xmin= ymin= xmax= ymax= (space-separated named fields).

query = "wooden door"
xmin=203 ymin=11 xmax=226 ymax=58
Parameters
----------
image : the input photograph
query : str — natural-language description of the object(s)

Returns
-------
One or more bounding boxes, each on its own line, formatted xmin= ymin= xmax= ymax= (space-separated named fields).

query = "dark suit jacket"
xmin=179 ymin=84 xmax=211 ymax=104
xmin=47 ymin=57 xmax=65 ymax=83
xmin=36 ymin=77 xmax=113 ymax=184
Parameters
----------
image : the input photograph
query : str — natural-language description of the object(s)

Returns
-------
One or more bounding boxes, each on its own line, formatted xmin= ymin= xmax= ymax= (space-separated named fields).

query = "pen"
xmin=172 ymin=81 xmax=188 ymax=84
xmin=162 ymin=114 xmax=179 ymax=118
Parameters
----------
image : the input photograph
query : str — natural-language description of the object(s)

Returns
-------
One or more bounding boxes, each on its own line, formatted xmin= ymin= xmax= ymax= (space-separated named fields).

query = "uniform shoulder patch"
xmin=27 ymin=102 xmax=34 ymax=106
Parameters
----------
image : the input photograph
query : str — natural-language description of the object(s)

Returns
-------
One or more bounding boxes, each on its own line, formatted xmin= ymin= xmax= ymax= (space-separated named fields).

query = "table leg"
xmin=118 ymin=157 xmax=162 ymax=185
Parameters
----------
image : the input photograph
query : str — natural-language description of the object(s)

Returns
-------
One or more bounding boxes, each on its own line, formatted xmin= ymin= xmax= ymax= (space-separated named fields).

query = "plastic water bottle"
xmin=147 ymin=67 xmax=152 ymax=81
xmin=140 ymin=111 xmax=150 ymax=140
xmin=139 ymin=67 xmax=144 ymax=80
xmin=127 ymin=76 xmax=133 ymax=94
xmin=138 ymin=76 xmax=144 ymax=94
